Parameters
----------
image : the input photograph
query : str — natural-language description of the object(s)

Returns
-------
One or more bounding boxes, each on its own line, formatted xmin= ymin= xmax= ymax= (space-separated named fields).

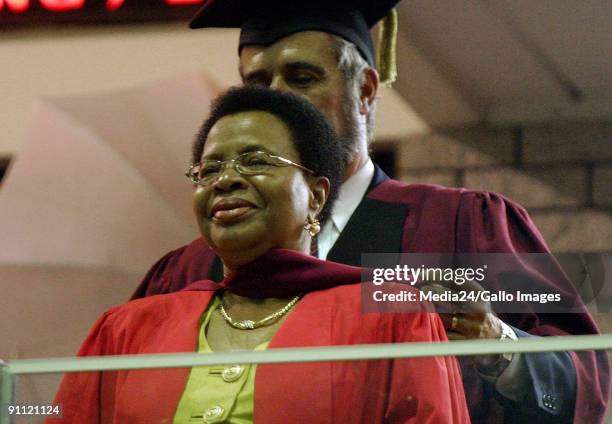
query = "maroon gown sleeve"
xmin=130 ymin=237 xmax=215 ymax=299
xmin=455 ymin=190 xmax=609 ymax=423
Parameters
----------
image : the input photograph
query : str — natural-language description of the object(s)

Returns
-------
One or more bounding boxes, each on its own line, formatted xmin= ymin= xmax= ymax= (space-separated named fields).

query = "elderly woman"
xmin=49 ymin=86 xmax=469 ymax=424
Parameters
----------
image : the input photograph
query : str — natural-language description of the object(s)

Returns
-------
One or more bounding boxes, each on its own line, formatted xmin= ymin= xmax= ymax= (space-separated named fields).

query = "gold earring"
xmin=304 ymin=216 xmax=321 ymax=237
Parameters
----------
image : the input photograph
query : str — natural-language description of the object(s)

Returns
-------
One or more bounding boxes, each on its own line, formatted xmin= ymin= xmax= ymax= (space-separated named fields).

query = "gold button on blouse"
xmin=222 ymin=365 xmax=244 ymax=382
xmin=202 ymin=405 xmax=224 ymax=423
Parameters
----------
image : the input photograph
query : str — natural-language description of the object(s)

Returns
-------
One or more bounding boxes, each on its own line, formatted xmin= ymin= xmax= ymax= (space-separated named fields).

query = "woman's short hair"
xmin=192 ymin=85 xmax=344 ymax=225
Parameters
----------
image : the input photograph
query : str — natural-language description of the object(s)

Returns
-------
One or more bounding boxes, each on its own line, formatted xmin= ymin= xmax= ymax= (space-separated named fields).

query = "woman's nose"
xmin=212 ymin=166 xmax=248 ymax=192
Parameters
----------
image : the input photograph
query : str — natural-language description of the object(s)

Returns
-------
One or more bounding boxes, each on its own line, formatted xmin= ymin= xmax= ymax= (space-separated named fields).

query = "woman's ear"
xmin=359 ymin=67 xmax=380 ymax=116
xmin=309 ymin=176 xmax=330 ymax=216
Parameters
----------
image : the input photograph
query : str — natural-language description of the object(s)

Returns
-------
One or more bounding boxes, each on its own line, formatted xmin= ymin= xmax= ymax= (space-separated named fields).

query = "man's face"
xmin=240 ymin=31 xmax=360 ymax=167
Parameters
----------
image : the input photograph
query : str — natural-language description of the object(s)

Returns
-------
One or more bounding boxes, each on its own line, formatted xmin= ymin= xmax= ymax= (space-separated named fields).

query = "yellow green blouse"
xmin=173 ymin=297 xmax=269 ymax=424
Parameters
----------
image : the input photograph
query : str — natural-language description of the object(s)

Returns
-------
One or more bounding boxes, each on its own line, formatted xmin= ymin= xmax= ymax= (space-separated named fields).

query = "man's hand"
xmin=417 ymin=278 xmax=507 ymax=369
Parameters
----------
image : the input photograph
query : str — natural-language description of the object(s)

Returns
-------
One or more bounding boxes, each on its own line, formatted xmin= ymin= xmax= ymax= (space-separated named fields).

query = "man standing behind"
xmin=131 ymin=1 xmax=608 ymax=422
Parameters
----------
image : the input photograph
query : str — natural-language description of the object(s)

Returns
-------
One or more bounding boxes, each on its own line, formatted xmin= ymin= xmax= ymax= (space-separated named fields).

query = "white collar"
xmin=330 ymin=158 xmax=375 ymax=233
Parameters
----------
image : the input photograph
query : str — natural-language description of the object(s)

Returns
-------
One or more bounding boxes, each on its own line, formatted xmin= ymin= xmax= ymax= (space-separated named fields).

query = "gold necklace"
xmin=219 ymin=295 xmax=300 ymax=330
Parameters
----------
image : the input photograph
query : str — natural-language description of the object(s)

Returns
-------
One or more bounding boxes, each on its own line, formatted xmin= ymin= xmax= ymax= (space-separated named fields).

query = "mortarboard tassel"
xmin=377 ymin=8 xmax=398 ymax=86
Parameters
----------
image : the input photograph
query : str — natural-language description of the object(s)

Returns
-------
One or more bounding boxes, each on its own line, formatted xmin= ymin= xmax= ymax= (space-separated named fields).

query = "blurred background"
xmin=1 ymin=0 xmax=611 ymax=412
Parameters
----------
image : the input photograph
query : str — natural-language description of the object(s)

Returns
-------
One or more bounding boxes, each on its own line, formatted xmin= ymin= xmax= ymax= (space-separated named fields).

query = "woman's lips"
xmin=213 ymin=206 xmax=253 ymax=221
xmin=210 ymin=199 xmax=257 ymax=224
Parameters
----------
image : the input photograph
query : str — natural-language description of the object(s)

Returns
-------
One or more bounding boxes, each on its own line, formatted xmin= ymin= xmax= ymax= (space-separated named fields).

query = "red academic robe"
xmin=48 ymin=275 xmax=470 ymax=423
xmin=130 ymin=171 xmax=609 ymax=423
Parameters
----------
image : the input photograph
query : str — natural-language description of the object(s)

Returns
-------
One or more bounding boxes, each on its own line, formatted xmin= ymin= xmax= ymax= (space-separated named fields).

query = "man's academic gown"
xmin=49 ymin=255 xmax=470 ymax=424
xmin=131 ymin=167 xmax=609 ymax=423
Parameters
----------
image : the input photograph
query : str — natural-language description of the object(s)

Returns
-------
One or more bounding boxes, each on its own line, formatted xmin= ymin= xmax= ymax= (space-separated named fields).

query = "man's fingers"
xmin=445 ymin=331 xmax=467 ymax=341
xmin=439 ymin=313 xmax=463 ymax=332
xmin=439 ymin=313 xmax=488 ymax=338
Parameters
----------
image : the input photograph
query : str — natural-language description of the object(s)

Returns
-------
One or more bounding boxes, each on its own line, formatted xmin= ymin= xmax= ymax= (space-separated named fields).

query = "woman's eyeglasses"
xmin=186 ymin=151 xmax=314 ymax=186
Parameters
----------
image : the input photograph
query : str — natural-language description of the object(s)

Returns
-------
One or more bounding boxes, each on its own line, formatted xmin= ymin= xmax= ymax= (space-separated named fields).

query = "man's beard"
xmin=336 ymin=89 xmax=362 ymax=170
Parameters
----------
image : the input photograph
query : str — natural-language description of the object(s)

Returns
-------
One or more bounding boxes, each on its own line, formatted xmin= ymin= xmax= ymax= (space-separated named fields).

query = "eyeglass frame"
xmin=185 ymin=150 xmax=315 ymax=186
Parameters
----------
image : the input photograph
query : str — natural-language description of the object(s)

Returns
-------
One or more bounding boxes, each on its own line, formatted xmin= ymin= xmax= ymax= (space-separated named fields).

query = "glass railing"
xmin=2 ymin=251 xmax=610 ymax=422
xmin=2 ymin=335 xmax=611 ymax=423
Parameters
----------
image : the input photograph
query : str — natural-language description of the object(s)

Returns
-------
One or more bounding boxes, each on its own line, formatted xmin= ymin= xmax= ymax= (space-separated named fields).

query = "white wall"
xmin=0 ymin=24 xmax=242 ymax=156
xmin=0 ymin=23 xmax=427 ymax=157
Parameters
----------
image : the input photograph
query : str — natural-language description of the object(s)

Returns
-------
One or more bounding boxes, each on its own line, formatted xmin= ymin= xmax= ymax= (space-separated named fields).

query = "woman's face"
xmin=193 ymin=111 xmax=325 ymax=269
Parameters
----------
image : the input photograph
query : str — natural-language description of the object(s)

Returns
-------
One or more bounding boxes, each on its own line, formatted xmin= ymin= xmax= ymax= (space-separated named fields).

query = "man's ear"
xmin=359 ymin=67 xmax=380 ymax=116
xmin=309 ymin=176 xmax=330 ymax=216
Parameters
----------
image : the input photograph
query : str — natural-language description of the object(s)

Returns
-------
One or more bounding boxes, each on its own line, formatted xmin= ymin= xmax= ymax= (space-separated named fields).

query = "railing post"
xmin=0 ymin=361 xmax=15 ymax=424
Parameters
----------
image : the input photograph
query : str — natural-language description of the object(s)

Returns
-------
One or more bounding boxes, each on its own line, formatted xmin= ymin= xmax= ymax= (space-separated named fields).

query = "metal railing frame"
xmin=1 ymin=334 xmax=611 ymax=424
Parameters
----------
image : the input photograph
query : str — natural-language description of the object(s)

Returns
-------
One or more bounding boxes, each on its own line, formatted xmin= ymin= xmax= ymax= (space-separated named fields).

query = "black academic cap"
xmin=189 ymin=0 xmax=401 ymax=69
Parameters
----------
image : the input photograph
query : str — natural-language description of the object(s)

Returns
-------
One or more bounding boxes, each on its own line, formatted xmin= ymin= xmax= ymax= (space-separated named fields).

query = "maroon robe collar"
xmin=182 ymin=249 xmax=363 ymax=299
